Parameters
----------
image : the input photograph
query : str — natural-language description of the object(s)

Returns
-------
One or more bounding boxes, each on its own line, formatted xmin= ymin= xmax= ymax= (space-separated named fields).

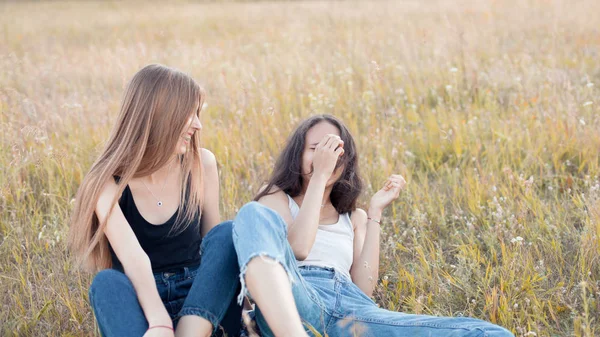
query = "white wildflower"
xmin=510 ymin=236 xmax=524 ymax=244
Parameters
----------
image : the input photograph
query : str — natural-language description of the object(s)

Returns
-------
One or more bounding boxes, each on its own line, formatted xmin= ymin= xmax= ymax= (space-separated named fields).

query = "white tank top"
xmin=287 ymin=195 xmax=354 ymax=280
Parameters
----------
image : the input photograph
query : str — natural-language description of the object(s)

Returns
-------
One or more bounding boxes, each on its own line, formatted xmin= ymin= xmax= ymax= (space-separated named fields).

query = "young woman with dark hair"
xmin=232 ymin=115 xmax=513 ymax=337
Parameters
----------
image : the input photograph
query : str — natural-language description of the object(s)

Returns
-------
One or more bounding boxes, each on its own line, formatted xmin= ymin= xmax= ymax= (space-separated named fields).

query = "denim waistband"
xmin=299 ymin=265 xmax=337 ymax=277
xmin=299 ymin=265 xmax=354 ymax=284
xmin=153 ymin=263 xmax=200 ymax=283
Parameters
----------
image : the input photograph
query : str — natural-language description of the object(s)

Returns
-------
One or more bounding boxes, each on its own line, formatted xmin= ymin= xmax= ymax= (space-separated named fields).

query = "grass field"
xmin=1 ymin=0 xmax=599 ymax=336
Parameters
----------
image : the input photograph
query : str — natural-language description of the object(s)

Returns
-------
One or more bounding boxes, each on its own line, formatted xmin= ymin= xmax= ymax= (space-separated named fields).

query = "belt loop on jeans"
xmin=162 ymin=271 xmax=176 ymax=279
xmin=183 ymin=266 xmax=191 ymax=279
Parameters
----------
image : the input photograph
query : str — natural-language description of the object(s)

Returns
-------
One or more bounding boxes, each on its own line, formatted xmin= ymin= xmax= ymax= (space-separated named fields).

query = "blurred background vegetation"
xmin=0 ymin=1 xmax=599 ymax=336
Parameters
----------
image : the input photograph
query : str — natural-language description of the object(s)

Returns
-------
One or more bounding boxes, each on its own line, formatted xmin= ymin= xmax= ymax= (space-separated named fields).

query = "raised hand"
xmin=311 ymin=134 xmax=344 ymax=179
xmin=369 ymin=174 xmax=406 ymax=215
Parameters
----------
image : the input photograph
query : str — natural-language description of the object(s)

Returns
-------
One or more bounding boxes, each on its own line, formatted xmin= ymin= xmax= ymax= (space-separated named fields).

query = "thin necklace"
xmin=141 ymin=159 xmax=174 ymax=207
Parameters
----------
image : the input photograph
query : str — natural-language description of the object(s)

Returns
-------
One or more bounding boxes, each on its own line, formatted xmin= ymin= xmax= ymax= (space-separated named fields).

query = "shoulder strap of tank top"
xmin=286 ymin=194 xmax=300 ymax=219
xmin=342 ymin=213 xmax=355 ymax=233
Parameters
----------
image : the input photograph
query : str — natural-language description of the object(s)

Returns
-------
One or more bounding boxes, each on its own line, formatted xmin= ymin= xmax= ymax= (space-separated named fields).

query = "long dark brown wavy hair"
xmin=254 ymin=114 xmax=363 ymax=214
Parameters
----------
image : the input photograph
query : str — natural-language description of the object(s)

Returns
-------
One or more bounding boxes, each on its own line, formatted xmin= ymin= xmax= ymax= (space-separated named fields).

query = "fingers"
xmin=318 ymin=134 xmax=344 ymax=152
xmin=383 ymin=181 xmax=401 ymax=192
xmin=326 ymin=135 xmax=343 ymax=151
xmin=388 ymin=174 xmax=405 ymax=186
xmin=334 ymin=146 xmax=345 ymax=158
xmin=329 ymin=138 xmax=344 ymax=151
xmin=383 ymin=174 xmax=406 ymax=191
xmin=317 ymin=134 xmax=332 ymax=149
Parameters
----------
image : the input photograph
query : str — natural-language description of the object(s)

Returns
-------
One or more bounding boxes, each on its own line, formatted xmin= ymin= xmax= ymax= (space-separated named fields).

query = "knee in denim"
xmin=89 ymin=269 xmax=129 ymax=301
xmin=234 ymin=202 xmax=287 ymax=238
xmin=201 ymin=221 xmax=237 ymax=256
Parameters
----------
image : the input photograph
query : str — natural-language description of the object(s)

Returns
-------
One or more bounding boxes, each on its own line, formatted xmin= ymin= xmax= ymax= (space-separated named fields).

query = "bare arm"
xmin=350 ymin=175 xmax=406 ymax=297
xmin=97 ymin=180 xmax=173 ymax=330
xmin=287 ymin=174 xmax=330 ymax=260
xmin=350 ymin=208 xmax=381 ymax=296
xmin=257 ymin=134 xmax=344 ymax=260
xmin=256 ymin=174 xmax=328 ymax=260
xmin=199 ymin=148 xmax=220 ymax=237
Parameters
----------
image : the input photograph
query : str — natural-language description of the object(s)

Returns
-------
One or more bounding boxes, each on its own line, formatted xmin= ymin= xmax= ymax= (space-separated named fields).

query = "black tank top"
xmin=108 ymin=176 xmax=202 ymax=273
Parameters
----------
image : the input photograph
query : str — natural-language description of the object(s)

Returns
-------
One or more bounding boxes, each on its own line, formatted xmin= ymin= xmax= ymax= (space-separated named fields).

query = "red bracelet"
xmin=148 ymin=325 xmax=174 ymax=332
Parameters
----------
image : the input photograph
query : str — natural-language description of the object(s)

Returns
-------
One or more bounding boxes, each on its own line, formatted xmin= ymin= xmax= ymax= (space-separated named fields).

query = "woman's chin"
xmin=176 ymin=144 xmax=188 ymax=155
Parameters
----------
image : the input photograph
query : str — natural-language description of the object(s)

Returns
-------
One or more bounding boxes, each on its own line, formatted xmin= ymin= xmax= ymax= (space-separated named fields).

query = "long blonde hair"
xmin=69 ymin=64 xmax=205 ymax=272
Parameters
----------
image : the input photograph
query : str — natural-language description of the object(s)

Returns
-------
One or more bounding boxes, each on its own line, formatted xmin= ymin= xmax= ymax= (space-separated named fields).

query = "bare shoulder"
xmin=350 ymin=208 xmax=368 ymax=230
xmin=257 ymin=184 xmax=286 ymax=203
xmin=200 ymin=148 xmax=217 ymax=170
xmin=257 ymin=185 xmax=293 ymax=224
xmin=95 ymin=178 xmax=120 ymax=222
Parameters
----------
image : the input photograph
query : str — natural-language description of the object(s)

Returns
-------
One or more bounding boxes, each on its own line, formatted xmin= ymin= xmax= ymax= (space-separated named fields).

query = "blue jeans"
xmin=232 ymin=202 xmax=514 ymax=337
xmin=89 ymin=221 xmax=242 ymax=337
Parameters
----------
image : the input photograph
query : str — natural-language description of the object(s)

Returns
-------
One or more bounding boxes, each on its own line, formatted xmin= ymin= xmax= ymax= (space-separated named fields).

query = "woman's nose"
xmin=192 ymin=115 xmax=202 ymax=130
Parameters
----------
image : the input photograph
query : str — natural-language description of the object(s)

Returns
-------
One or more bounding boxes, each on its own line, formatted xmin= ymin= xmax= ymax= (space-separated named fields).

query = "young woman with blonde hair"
xmin=232 ymin=115 xmax=514 ymax=337
xmin=69 ymin=64 xmax=241 ymax=337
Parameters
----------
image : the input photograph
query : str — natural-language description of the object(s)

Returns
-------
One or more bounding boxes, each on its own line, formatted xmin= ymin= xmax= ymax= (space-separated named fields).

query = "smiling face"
xmin=176 ymin=104 xmax=202 ymax=155
xmin=301 ymin=121 xmax=344 ymax=188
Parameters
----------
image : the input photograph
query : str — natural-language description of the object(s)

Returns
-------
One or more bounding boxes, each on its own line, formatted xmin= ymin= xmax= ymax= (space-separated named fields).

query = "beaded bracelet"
xmin=367 ymin=217 xmax=381 ymax=225
xmin=148 ymin=325 xmax=174 ymax=332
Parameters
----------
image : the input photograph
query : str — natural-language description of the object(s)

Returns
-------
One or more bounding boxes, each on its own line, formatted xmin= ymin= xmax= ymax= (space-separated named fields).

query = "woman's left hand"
xmin=369 ymin=174 xmax=406 ymax=214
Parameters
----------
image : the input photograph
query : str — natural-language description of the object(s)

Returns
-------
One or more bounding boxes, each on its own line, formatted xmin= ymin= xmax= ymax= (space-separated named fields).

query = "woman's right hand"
xmin=142 ymin=326 xmax=174 ymax=337
xmin=312 ymin=134 xmax=345 ymax=179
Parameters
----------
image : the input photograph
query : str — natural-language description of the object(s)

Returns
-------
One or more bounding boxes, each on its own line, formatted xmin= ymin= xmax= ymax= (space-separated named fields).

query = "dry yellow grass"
xmin=1 ymin=0 xmax=599 ymax=336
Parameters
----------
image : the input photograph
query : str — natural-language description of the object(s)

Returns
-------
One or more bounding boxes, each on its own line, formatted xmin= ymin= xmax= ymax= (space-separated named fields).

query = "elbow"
xmin=293 ymin=248 xmax=309 ymax=261
xmin=358 ymin=283 xmax=374 ymax=298
xmin=294 ymin=251 xmax=309 ymax=261
xmin=291 ymin=245 xmax=310 ymax=261
xmin=350 ymin=271 xmax=374 ymax=297
xmin=289 ymin=238 xmax=311 ymax=261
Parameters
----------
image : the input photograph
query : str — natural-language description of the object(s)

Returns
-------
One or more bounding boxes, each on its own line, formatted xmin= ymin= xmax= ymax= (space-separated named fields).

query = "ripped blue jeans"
xmin=232 ymin=202 xmax=514 ymax=337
